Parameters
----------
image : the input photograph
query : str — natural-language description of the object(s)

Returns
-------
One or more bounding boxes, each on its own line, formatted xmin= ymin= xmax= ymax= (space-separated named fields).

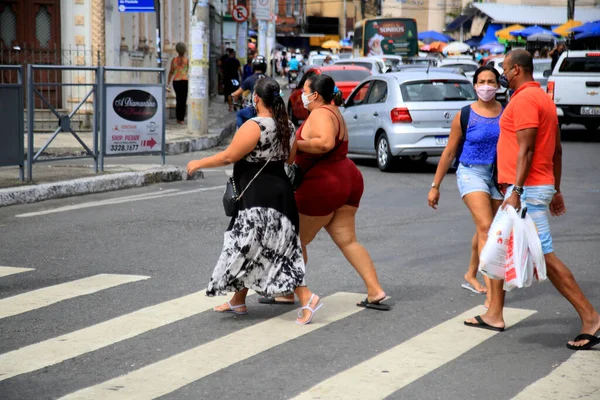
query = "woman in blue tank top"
xmin=427 ymin=66 xmax=504 ymax=308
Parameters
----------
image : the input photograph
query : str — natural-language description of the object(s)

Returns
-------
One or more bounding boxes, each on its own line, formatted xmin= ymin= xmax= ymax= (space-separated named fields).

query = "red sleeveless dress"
xmin=294 ymin=107 xmax=364 ymax=216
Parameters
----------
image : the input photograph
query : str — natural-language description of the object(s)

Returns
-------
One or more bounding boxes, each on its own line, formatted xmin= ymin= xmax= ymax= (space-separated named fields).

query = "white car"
xmin=308 ymin=54 xmax=340 ymax=67
xmin=371 ymin=55 xmax=404 ymax=72
xmin=437 ymin=59 xmax=479 ymax=80
xmin=334 ymin=57 xmax=387 ymax=75
xmin=342 ymin=71 xmax=477 ymax=171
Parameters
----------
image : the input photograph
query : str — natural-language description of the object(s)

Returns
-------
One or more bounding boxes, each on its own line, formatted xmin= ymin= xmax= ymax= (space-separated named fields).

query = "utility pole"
xmin=188 ymin=0 xmax=210 ymax=136
xmin=342 ymin=0 xmax=347 ymax=41
xmin=267 ymin=0 xmax=276 ymax=77
xmin=567 ymin=0 xmax=575 ymax=21
xmin=154 ymin=0 xmax=162 ymax=69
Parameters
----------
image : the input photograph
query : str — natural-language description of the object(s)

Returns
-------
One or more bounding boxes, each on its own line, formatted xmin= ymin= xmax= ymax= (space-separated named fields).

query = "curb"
xmin=165 ymin=120 xmax=236 ymax=155
xmin=0 ymin=166 xmax=203 ymax=208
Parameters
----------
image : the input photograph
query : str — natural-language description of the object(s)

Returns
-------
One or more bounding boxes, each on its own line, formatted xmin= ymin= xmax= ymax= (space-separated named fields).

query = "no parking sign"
xmin=232 ymin=4 xmax=248 ymax=23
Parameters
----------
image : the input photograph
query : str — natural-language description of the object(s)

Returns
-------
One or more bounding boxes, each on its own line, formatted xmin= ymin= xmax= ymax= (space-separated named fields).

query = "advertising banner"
xmin=364 ymin=19 xmax=418 ymax=57
xmin=105 ymin=86 xmax=164 ymax=155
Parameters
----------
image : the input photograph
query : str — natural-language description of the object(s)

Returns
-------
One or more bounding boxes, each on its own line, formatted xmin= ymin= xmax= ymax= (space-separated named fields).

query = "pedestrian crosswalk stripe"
xmin=292 ymin=306 xmax=537 ymax=400
xmin=0 ymin=273 xmax=149 ymax=320
xmin=0 ymin=288 xmax=252 ymax=382
xmin=0 ymin=266 xmax=34 ymax=278
xmin=58 ymin=292 xmax=365 ymax=400
xmin=511 ymin=351 xmax=600 ymax=399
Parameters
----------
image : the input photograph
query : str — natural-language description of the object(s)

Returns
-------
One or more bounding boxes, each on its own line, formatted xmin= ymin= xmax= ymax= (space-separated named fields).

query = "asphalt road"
xmin=0 ymin=121 xmax=599 ymax=398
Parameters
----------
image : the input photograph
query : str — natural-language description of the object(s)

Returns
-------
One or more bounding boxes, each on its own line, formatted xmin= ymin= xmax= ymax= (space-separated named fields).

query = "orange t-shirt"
xmin=171 ymin=57 xmax=189 ymax=81
xmin=497 ymin=81 xmax=558 ymax=186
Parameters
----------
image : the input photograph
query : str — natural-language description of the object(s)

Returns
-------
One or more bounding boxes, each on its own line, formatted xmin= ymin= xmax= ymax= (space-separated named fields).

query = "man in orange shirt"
xmin=464 ymin=50 xmax=600 ymax=351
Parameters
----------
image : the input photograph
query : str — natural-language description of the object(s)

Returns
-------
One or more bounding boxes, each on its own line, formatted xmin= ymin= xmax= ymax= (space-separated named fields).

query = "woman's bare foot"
xmin=464 ymin=274 xmax=487 ymax=293
xmin=213 ymin=301 xmax=247 ymax=314
xmin=484 ymin=299 xmax=490 ymax=309
xmin=465 ymin=313 xmax=505 ymax=330
xmin=366 ymin=291 xmax=387 ymax=304
xmin=296 ymin=293 xmax=321 ymax=325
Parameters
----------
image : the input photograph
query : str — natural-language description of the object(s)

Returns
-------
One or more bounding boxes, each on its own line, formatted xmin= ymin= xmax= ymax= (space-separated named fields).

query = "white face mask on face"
xmin=301 ymin=92 xmax=315 ymax=109
xmin=476 ymin=85 xmax=497 ymax=102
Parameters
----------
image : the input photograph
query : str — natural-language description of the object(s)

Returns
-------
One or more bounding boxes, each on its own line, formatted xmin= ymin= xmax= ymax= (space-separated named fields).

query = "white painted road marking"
xmin=0 ymin=288 xmax=253 ymax=382
xmin=0 ymin=266 xmax=35 ymax=278
xmin=15 ymin=186 xmax=223 ymax=218
xmin=511 ymin=351 xmax=600 ymax=399
xmin=59 ymin=292 xmax=365 ymax=400
xmin=0 ymin=273 xmax=149 ymax=320
xmin=292 ymin=306 xmax=537 ymax=400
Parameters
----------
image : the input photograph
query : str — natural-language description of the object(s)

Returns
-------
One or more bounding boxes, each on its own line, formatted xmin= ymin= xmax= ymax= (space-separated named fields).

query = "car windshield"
xmin=533 ymin=61 xmax=551 ymax=73
xmin=337 ymin=62 xmax=372 ymax=71
xmin=442 ymin=63 xmax=478 ymax=72
xmin=401 ymin=80 xmax=476 ymax=101
xmin=558 ymin=57 xmax=600 ymax=73
xmin=327 ymin=69 xmax=371 ymax=82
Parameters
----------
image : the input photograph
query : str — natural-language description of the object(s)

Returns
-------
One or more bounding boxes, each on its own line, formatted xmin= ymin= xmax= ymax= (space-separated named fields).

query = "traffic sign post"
xmin=232 ymin=4 xmax=248 ymax=23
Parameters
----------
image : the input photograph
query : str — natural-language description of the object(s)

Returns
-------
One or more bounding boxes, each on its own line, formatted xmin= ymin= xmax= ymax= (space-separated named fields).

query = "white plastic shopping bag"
xmin=479 ymin=207 xmax=516 ymax=280
xmin=503 ymin=207 xmax=529 ymax=291
xmin=523 ymin=212 xmax=547 ymax=282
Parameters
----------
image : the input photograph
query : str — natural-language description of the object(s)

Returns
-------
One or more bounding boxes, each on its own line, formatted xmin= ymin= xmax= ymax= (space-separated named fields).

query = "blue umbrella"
xmin=570 ymin=21 xmax=599 ymax=34
xmin=418 ymin=31 xmax=453 ymax=43
xmin=574 ymin=22 xmax=600 ymax=39
xmin=479 ymin=42 xmax=505 ymax=53
xmin=510 ymin=26 xmax=560 ymax=38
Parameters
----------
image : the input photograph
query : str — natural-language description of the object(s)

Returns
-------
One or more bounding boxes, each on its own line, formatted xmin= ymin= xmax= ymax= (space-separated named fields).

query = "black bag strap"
xmin=454 ymin=104 xmax=472 ymax=168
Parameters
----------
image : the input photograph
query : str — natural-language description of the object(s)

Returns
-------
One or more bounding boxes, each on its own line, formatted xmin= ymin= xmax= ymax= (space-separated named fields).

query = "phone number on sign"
xmin=110 ymin=144 xmax=139 ymax=152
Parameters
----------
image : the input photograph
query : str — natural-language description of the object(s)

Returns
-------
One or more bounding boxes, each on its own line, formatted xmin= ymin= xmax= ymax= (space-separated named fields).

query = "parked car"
xmin=288 ymin=65 xmax=372 ymax=125
xmin=437 ymin=59 xmax=479 ymax=79
xmin=341 ymin=71 xmax=477 ymax=171
xmin=372 ymin=55 xmax=404 ymax=72
xmin=405 ymin=56 xmax=440 ymax=66
xmin=393 ymin=64 xmax=467 ymax=77
xmin=533 ymin=59 xmax=552 ymax=90
xmin=546 ymin=50 xmax=600 ymax=132
xmin=308 ymin=54 xmax=340 ymax=66
xmin=333 ymin=57 xmax=387 ymax=75
xmin=338 ymin=52 xmax=353 ymax=59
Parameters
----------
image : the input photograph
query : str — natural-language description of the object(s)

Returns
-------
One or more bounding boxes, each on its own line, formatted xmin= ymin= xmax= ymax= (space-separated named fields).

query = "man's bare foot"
xmin=366 ymin=291 xmax=387 ymax=304
xmin=567 ymin=312 xmax=600 ymax=349
xmin=464 ymin=313 xmax=505 ymax=330
xmin=464 ymin=274 xmax=487 ymax=293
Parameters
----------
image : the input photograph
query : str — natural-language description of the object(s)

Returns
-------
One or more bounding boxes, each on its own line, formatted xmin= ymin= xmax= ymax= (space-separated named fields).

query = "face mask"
xmin=499 ymin=66 xmax=514 ymax=89
xmin=301 ymin=92 xmax=314 ymax=109
xmin=476 ymin=85 xmax=497 ymax=102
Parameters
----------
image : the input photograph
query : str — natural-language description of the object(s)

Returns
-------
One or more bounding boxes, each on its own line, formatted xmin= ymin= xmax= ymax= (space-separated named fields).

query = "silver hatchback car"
xmin=342 ymin=71 xmax=477 ymax=171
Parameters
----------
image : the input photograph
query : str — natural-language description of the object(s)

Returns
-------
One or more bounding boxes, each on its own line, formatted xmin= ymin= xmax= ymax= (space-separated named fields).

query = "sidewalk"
xmin=26 ymin=100 xmax=236 ymax=157
xmin=0 ymin=100 xmax=234 ymax=207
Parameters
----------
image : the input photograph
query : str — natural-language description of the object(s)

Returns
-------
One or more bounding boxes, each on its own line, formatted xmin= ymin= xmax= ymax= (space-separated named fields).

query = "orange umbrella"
xmin=429 ymin=41 xmax=447 ymax=52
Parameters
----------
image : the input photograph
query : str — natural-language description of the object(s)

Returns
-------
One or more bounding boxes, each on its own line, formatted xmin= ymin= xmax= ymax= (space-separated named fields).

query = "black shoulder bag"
xmin=223 ymin=156 xmax=273 ymax=217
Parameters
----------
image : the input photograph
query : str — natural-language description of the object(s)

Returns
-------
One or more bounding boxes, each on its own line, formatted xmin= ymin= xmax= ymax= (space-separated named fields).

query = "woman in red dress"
xmin=261 ymin=74 xmax=389 ymax=310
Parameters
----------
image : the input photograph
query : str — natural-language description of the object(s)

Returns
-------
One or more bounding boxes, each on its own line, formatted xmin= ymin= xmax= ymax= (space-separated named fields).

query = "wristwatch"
xmin=512 ymin=186 xmax=524 ymax=195
xmin=431 ymin=182 xmax=439 ymax=189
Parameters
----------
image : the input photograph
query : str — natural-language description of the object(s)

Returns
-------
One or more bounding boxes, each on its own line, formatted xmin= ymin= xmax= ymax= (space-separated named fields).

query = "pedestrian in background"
xmin=242 ymin=52 xmax=254 ymax=81
xmin=260 ymin=75 xmax=389 ymax=311
xmin=464 ymin=50 xmax=600 ymax=351
xmin=186 ymin=77 xmax=323 ymax=325
xmin=167 ymin=42 xmax=189 ymax=125
xmin=222 ymin=49 xmax=242 ymax=112
xmin=428 ymin=66 xmax=504 ymax=308
xmin=550 ymin=43 xmax=566 ymax=70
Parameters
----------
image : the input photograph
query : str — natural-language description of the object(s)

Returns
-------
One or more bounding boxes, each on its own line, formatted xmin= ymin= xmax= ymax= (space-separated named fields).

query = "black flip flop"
xmin=258 ymin=296 xmax=295 ymax=305
xmin=464 ymin=315 xmax=505 ymax=332
xmin=357 ymin=298 xmax=391 ymax=311
xmin=566 ymin=333 xmax=600 ymax=351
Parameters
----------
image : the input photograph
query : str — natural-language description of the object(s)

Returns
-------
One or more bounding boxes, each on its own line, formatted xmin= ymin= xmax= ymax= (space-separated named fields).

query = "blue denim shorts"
xmin=456 ymin=163 xmax=503 ymax=200
xmin=494 ymin=185 xmax=556 ymax=254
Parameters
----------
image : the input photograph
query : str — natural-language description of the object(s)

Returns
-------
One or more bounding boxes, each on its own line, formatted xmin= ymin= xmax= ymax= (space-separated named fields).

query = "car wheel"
xmin=288 ymin=102 xmax=299 ymax=126
xmin=376 ymin=133 xmax=395 ymax=172
xmin=584 ymin=123 xmax=599 ymax=132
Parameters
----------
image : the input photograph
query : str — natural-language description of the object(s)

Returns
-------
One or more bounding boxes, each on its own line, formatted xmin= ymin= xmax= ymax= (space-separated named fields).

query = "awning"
xmin=445 ymin=15 xmax=473 ymax=32
xmin=471 ymin=16 xmax=488 ymax=37
xmin=553 ymin=20 xmax=583 ymax=37
xmin=480 ymin=24 xmax=503 ymax=45
xmin=472 ymin=3 xmax=600 ymax=25
xmin=495 ymin=24 xmax=525 ymax=41
xmin=465 ymin=37 xmax=481 ymax=47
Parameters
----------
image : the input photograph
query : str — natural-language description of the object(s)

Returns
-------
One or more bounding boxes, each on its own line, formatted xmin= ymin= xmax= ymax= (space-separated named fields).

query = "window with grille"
xmin=286 ymin=0 xmax=292 ymax=17
xmin=0 ymin=5 xmax=17 ymax=47
xmin=36 ymin=6 xmax=52 ymax=48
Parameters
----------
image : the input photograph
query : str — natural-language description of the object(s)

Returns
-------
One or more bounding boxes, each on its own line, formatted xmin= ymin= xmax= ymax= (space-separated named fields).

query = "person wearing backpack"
xmin=427 ymin=66 xmax=503 ymax=309
xmin=231 ymin=56 xmax=267 ymax=128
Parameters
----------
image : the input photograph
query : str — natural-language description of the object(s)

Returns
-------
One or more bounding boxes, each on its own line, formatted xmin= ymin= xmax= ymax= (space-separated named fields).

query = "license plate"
xmin=581 ymin=106 xmax=600 ymax=115
xmin=435 ymin=136 xmax=449 ymax=145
